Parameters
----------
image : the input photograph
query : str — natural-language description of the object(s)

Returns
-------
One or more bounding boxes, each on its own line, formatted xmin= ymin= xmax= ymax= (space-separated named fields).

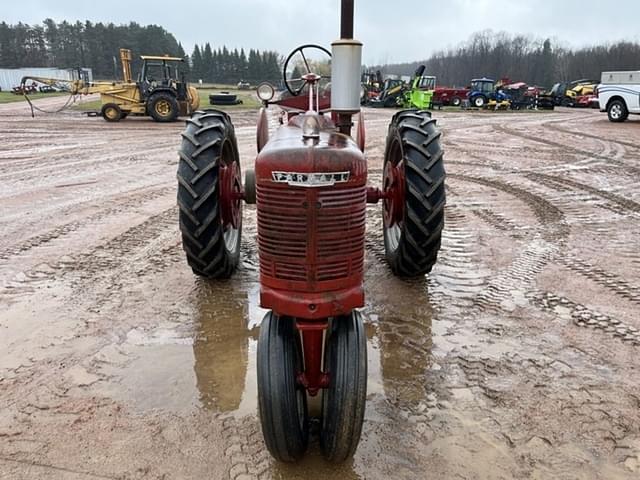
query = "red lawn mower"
xmin=177 ymin=0 xmax=446 ymax=462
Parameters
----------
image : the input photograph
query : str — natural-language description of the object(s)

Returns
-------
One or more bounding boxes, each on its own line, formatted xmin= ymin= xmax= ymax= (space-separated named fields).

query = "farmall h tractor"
xmin=176 ymin=0 xmax=446 ymax=462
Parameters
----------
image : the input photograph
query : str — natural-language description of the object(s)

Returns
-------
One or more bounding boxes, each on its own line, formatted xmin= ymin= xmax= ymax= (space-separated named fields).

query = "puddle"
xmin=92 ymin=255 xmax=438 ymax=421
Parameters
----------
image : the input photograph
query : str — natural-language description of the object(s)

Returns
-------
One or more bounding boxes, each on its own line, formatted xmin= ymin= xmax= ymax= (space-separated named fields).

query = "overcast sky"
xmin=3 ymin=0 xmax=639 ymax=64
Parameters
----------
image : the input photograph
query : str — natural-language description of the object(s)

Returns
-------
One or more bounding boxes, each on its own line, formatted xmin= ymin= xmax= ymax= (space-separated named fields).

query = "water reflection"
xmin=192 ymin=278 xmax=255 ymax=412
xmin=188 ymin=251 xmax=434 ymax=477
xmin=191 ymin=271 xmax=434 ymax=414
xmin=364 ymin=273 xmax=434 ymax=408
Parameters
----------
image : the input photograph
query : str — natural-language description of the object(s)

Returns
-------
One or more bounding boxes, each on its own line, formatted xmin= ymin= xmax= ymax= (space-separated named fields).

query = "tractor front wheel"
xmin=320 ymin=310 xmax=367 ymax=462
xmin=101 ymin=103 xmax=122 ymax=122
xmin=382 ymin=109 xmax=445 ymax=277
xmin=257 ymin=312 xmax=309 ymax=462
xmin=473 ymin=96 xmax=486 ymax=108
xmin=177 ymin=110 xmax=242 ymax=278
xmin=148 ymin=92 xmax=179 ymax=122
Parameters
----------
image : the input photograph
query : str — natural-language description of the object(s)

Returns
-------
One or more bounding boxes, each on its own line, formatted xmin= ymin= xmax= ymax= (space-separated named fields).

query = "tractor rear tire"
xmin=257 ymin=312 xmax=309 ymax=462
xmin=320 ymin=310 xmax=367 ymax=463
xmin=473 ymin=96 xmax=486 ymax=108
xmin=607 ymin=99 xmax=628 ymax=123
xmin=177 ymin=110 xmax=242 ymax=278
xmin=148 ymin=92 xmax=179 ymax=122
xmin=101 ymin=103 xmax=122 ymax=122
xmin=382 ymin=109 xmax=445 ymax=277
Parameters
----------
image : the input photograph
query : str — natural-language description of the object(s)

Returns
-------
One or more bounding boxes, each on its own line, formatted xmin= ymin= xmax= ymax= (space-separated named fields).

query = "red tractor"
xmin=176 ymin=0 xmax=445 ymax=462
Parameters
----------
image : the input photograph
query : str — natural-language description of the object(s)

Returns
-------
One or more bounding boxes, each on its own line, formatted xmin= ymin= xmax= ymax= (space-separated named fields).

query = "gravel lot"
xmin=1 ymin=97 xmax=639 ymax=479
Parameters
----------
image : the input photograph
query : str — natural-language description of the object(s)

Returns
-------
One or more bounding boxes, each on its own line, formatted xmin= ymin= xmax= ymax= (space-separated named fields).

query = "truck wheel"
xmin=177 ymin=110 xmax=242 ymax=278
xmin=451 ymin=96 xmax=462 ymax=107
xmin=320 ymin=310 xmax=367 ymax=463
xmin=257 ymin=312 xmax=309 ymax=462
xmin=101 ymin=103 xmax=122 ymax=122
xmin=148 ymin=92 xmax=179 ymax=122
xmin=607 ymin=99 xmax=629 ymax=123
xmin=473 ymin=96 xmax=485 ymax=108
xmin=382 ymin=109 xmax=445 ymax=277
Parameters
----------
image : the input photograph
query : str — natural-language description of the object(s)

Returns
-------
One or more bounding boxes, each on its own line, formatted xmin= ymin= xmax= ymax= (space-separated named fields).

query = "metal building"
xmin=0 ymin=68 xmax=93 ymax=91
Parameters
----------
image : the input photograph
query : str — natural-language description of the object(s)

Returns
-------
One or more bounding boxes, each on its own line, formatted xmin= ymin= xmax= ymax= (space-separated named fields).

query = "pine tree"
xmin=191 ymin=44 xmax=203 ymax=82
xmin=203 ymin=43 xmax=214 ymax=83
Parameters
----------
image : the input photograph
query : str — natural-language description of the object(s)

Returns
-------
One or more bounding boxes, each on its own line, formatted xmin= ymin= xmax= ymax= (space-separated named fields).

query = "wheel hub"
xmin=219 ymin=160 xmax=242 ymax=231
xmin=611 ymin=105 xmax=621 ymax=118
xmin=383 ymin=158 xmax=405 ymax=228
xmin=155 ymin=100 xmax=171 ymax=116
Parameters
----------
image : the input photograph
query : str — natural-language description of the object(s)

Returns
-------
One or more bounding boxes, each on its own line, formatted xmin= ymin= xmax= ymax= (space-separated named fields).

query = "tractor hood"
xmin=255 ymin=115 xmax=366 ymax=185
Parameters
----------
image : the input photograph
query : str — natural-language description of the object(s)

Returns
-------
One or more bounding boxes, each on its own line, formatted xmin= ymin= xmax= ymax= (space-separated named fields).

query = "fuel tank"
xmin=255 ymin=114 xmax=367 ymax=319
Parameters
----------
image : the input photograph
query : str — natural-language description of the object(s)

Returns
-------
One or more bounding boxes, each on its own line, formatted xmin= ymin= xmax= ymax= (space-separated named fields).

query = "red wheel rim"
xmin=219 ymin=148 xmax=242 ymax=251
xmin=383 ymin=137 xmax=405 ymax=252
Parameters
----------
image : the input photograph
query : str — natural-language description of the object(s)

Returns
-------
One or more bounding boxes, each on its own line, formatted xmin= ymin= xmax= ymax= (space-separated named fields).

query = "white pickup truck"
xmin=598 ymin=71 xmax=640 ymax=122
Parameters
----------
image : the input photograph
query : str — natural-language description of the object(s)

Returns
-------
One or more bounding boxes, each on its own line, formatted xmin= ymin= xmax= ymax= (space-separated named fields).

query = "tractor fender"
xmin=147 ymin=86 xmax=177 ymax=97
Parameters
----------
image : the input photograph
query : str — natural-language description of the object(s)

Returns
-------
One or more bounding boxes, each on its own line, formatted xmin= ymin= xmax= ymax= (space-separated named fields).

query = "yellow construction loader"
xmin=21 ymin=49 xmax=200 ymax=122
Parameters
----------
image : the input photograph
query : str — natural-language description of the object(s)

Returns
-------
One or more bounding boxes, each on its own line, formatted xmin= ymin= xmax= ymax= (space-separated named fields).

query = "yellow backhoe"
xmin=21 ymin=49 xmax=200 ymax=122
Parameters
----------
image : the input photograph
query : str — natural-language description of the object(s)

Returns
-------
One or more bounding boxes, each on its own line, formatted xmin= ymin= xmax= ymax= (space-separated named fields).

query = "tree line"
xmin=0 ymin=20 xmax=281 ymax=85
xmin=190 ymin=44 xmax=281 ymax=84
xmin=0 ymin=20 xmax=187 ymax=79
xmin=368 ymin=31 xmax=640 ymax=88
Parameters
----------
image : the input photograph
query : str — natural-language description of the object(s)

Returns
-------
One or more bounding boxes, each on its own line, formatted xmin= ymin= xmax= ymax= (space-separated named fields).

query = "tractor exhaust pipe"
xmin=332 ymin=0 xmax=362 ymax=120
xmin=341 ymin=0 xmax=354 ymax=40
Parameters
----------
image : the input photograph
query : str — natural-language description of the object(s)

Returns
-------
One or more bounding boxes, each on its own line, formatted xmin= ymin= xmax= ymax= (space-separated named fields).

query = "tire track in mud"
xmin=65 ymin=207 xmax=181 ymax=312
xmin=453 ymin=181 xmax=640 ymax=350
xmin=470 ymin=207 xmax=525 ymax=236
xmin=392 ymin=175 xmax=633 ymax=476
xmin=430 ymin=170 xmax=640 ymax=472
xmin=505 ymin=177 xmax=639 ymax=264
xmin=450 ymin=173 xmax=569 ymax=241
xmin=525 ymin=172 xmax=640 ymax=216
xmin=220 ymin=416 xmax=271 ymax=480
xmin=0 ymin=185 xmax=175 ymax=259
xmin=0 ymin=207 xmax=179 ymax=305
xmin=494 ymin=124 xmax=640 ymax=175
xmin=0 ymin=155 xmax=173 ymax=192
xmin=544 ymin=124 xmax=640 ymax=151
xmin=428 ymin=207 xmax=490 ymax=304
xmin=446 ymin=174 xmax=567 ymax=312
xmin=528 ymin=291 xmax=640 ymax=346
xmin=452 ymin=174 xmax=640 ymax=312
xmin=558 ymin=255 xmax=640 ymax=305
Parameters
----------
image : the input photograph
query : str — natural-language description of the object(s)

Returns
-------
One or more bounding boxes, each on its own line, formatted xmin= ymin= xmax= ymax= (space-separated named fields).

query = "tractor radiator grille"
xmin=257 ymin=183 xmax=366 ymax=286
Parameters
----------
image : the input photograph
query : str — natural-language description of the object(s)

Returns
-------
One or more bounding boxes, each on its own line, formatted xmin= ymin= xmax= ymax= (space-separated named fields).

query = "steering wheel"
xmin=283 ymin=44 xmax=331 ymax=96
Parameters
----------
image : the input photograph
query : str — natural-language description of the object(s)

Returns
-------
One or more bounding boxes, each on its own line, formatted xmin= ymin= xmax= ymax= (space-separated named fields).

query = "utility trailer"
xmin=597 ymin=71 xmax=640 ymax=122
xmin=432 ymin=86 xmax=469 ymax=107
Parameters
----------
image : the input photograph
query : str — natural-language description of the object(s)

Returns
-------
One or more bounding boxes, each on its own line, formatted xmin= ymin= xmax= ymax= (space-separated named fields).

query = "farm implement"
xmin=20 ymin=49 xmax=199 ymax=122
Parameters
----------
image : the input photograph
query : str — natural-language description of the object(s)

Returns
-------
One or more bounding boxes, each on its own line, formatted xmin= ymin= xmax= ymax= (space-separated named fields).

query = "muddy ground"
xmin=1 ymin=97 xmax=639 ymax=480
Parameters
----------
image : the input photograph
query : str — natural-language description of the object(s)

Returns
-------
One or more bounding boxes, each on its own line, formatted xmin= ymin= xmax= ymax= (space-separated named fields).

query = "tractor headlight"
xmin=257 ymin=82 xmax=275 ymax=102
